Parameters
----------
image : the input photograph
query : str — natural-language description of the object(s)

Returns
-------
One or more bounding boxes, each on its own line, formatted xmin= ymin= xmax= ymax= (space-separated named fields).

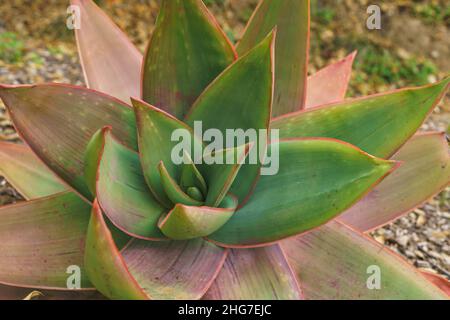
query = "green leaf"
xmin=142 ymin=0 xmax=236 ymax=119
xmin=180 ymin=152 xmax=208 ymax=196
xmin=306 ymin=51 xmax=356 ymax=108
xmin=0 ymin=142 xmax=67 ymax=199
xmin=208 ymin=139 xmax=397 ymax=247
xmin=186 ymin=31 xmax=275 ymax=203
xmin=340 ymin=132 xmax=450 ymax=232
xmin=158 ymin=194 xmax=237 ymax=240
xmin=83 ymin=128 xmax=105 ymax=196
xmin=158 ymin=161 xmax=203 ymax=207
xmin=0 ymin=84 xmax=137 ymax=200
xmin=71 ymin=0 xmax=142 ymax=103
xmin=200 ymin=143 xmax=253 ymax=207
xmin=203 ymin=245 xmax=302 ymax=300
xmin=237 ymin=0 xmax=309 ymax=116
xmin=95 ymin=128 xmax=166 ymax=240
xmin=272 ymin=77 xmax=450 ymax=158
xmin=133 ymin=98 xmax=202 ymax=207
xmin=0 ymin=192 xmax=93 ymax=289
xmin=85 ymin=202 xmax=227 ymax=300
xmin=281 ymin=221 xmax=448 ymax=299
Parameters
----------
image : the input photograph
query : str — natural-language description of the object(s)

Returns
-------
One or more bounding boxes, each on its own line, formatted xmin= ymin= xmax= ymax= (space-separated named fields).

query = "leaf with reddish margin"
xmin=306 ymin=51 xmax=356 ymax=109
xmin=0 ymin=142 xmax=67 ymax=199
xmin=186 ymin=31 xmax=275 ymax=204
xmin=95 ymin=128 xmax=167 ymax=240
xmin=0 ymin=84 xmax=137 ymax=200
xmin=272 ymin=77 xmax=450 ymax=158
xmin=237 ymin=0 xmax=309 ymax=116
xmin=133 ymin=98 xmax=203 ymax=207
xmin=340 ymin=132 xmax=450 ymax=232
xmin=85 ymin=200 xmax=149 ymax=300
xmin=158 ymin=161 xmax=203 ymax=207
xmin=71 ymin=0 xmax=142 ymax=103
xmin=142 ymin=0 xmax=236 ymax=119
xmin=158 ymin=194 xmax=237 ymax=240
xmin=85 ymin=202 xmax=227 ymax=300
xmin=0 ymin=192 xmax=93 ymax=290
xmin=203 ymin=245 xmax=302 ymax=300
xmin=207 ymin=138 xmax=397 ymax=248
xmin=281 ymin=220 xmax=448 ymax=299
xmin=420 ymin=271 xmax=450 ymax=296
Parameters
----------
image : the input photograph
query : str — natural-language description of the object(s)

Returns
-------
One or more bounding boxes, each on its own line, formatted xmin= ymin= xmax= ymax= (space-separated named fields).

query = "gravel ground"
xmin=0 ymin=0 xmax=449 ymax=280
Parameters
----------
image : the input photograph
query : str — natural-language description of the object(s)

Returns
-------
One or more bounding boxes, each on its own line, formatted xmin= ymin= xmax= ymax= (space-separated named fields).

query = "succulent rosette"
xmin=0 ymin=0 xmax=449 ymax=300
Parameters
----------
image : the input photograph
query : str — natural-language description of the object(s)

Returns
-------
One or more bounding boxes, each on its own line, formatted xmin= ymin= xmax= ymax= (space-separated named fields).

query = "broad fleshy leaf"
xmin=0 ymin=142 xmax=67 ymax=199
xmin=158 ymin=161 xmax=203 ymax=207
xmin=158 ymin=195 xmax=237 ymax=240
xmin=71 ymin=0 xmax=142 ymax=103
xmin=208 ymin=139 xmax=397 ymax=247
xmin=142 ymin=0 xmax=236 ymax=119
xmin=200 ymin=143 xmax=252 ymax=207
xmin=95 ymin=128 xmax=166 ymax=240
xmin=341 ymin=132 xmax=450 ymax=232
xmin=0 ymin=192 xmax=93 ymax=289
xmin=0 ymin=84 xmax=137 ymax=200
xmin=133 ymin=98 xmax=202 ymax=207
xmin=306 ymin=51 xmax=356 ymax=108
xmin=237 ymin=0 xmax=309 ymax=116
xmin=272 ymin=77 xmax=450 ymax=158
xmin=281 ymin=221 xmax=448 ymax=299
xmin=203 ymin=245 xmax=302 ymax=300
xmin=85 ymin=202 xmax=227 ymax=300
xmin=186 ymin=31 xmax=275 ymax=203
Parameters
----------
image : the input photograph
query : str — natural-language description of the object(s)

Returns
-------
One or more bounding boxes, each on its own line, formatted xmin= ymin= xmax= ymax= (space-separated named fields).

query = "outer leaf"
xmin=203 ymin=245 xmax=302 ymax=300
xmin=85 ymin=202 xmax=227 ymax=300
xmin=0 ymin=192 xmax=93 ymax=289
xmin=208 ymin=139 xmax=397 ymax=247
xmin=306 ymin=51 xmax=356 ymax=108
xmin=0 ymin=84 xmax=137 ymax=200
xmin=272 ymin=77 xmax=450 ymax=158
xmin=133 ymin=98 xmax=201 ymax=207
xmin=0 ymin=142 xmax=67 ymax=199
xmin=421 ymin=271 xmax=450 ymax=296
xmin=71 ymin=0 xmax=142 ymax=103
xmin=237 ymin=0 xmax=309 ymax=116
xmin=281 ymin=220 xmax=448 ymax=299
xmin=95 ymin=128 xmax=166 ymax=240
xmin=142 ymin=0 xmax=236 ymax=119
xmin=158 ymin=194 xmax=237 ymax=240
xmin=85 ymin=200 xmax=149 ymax=300
xmin=0 ymin=284 xmax=104 ymax=300
xmin=158 ymin=161 xmax=203 ymax=207
xmin=200 ymin=143 xmax=252 ymax=207
xmin=340 ymin=132 xmax=450 ymax=232
xmin=186 ymin=31 xmax=275 ymax=203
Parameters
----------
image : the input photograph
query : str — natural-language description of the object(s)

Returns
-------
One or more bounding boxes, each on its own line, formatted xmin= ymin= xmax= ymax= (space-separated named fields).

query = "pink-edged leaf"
xmin=420 ymin=271 xmax=450 ymax=296
xmin=281 ymin=220 xmax=448 ymax=299
xmin=71 ymin=0 xmax=142 ymax=103
xmin=306 ymin=51 xmax=356 ymax=108
xmin=142 ymin=0 xmax=237 ymax=119
xmin=203 ymin=244 xmax=303 ymax=300
xmin=95 ymin=128 xmax=166 ymax=240
xmin=0 ymin=83 xmax=137 ymax=200
xmin=237 ymin=0 xmax=309 ymax=116
xmin=85 ymin=201 xmax=227 ymax=300
xmin=0 ymin=141 xmax=67 ymax=199
xmin=158 ymin=194 xmax=237 ymax=240
xmin=340 ymin=132 xmax=450 ymax=232
xmin=0 ymin=192 xmax=93 ymax=290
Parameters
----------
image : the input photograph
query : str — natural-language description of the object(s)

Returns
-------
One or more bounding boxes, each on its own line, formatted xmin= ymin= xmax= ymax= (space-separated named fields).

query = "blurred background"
xmin=0 ymin=0 xmax=449 ymax=279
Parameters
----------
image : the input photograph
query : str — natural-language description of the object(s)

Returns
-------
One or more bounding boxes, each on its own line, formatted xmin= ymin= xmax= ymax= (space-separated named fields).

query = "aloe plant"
xmin=0 ymin=0 xmax=449 ymax=300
